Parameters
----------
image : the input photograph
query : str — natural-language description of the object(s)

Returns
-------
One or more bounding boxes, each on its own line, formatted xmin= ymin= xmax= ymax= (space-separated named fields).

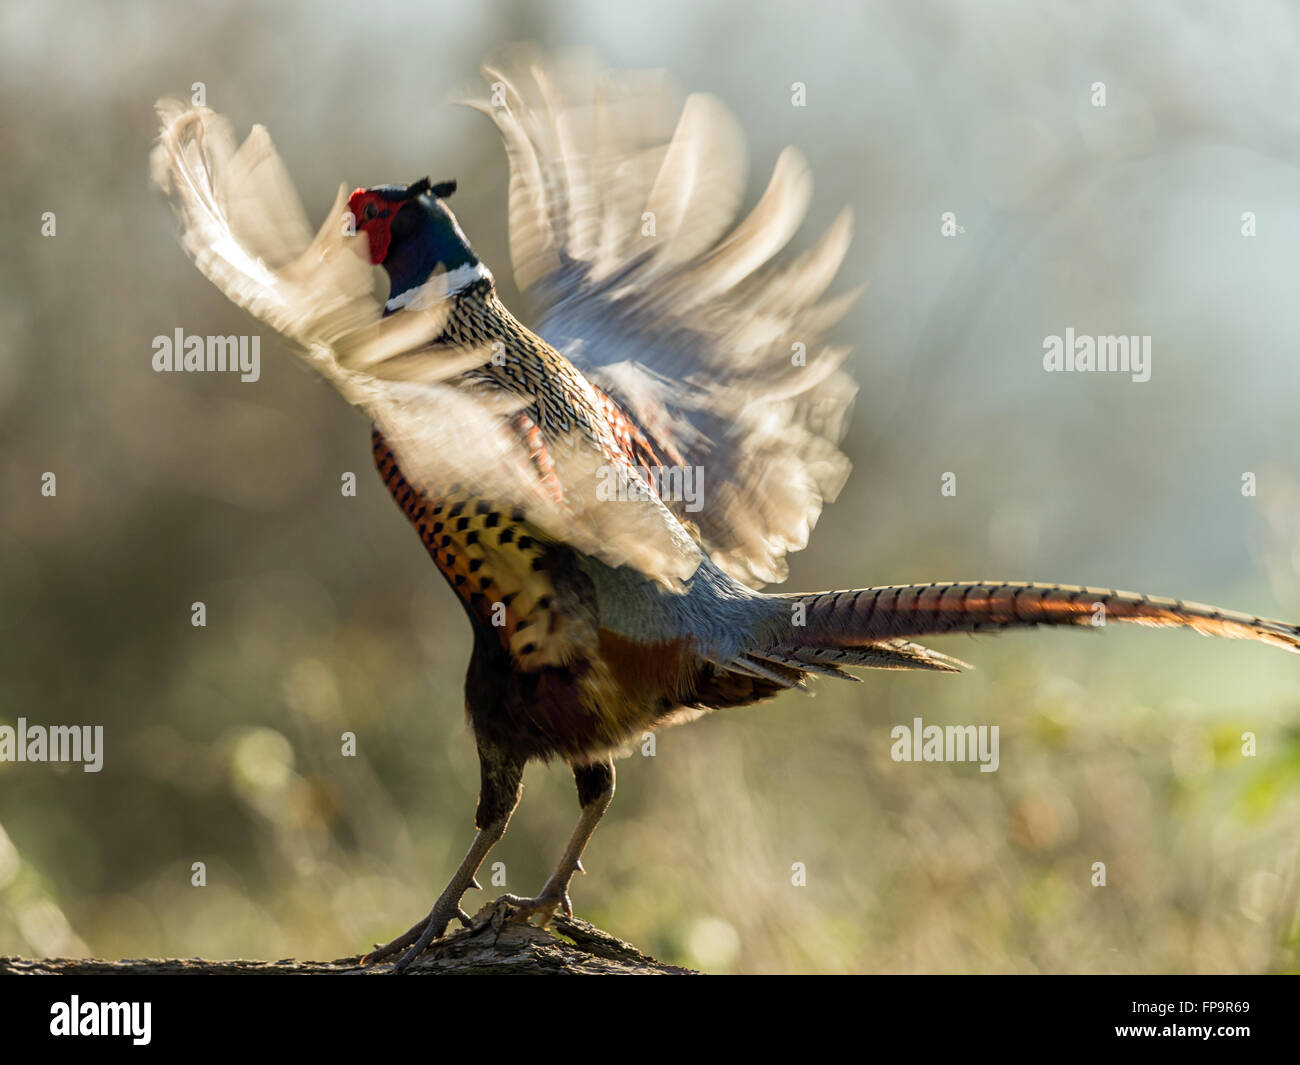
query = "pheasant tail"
xmin=766 ymin=581 xmax=1300 ymax=671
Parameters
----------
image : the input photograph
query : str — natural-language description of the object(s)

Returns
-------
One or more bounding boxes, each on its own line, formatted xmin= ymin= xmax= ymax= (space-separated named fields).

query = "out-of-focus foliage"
xmin=2 ymin=0 xmax=1299 ymax=972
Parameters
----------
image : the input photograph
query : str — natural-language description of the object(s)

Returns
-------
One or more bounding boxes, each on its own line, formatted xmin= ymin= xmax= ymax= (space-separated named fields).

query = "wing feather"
xmin=462 ymin=48 xmax=859 ymax=588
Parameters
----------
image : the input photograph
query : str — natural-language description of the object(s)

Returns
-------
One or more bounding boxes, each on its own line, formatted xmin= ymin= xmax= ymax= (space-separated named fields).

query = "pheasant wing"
xmin=462 ymin=48 xmax=858 ymax=588
xmin=152 ymin=100 xmax=699 ymax=586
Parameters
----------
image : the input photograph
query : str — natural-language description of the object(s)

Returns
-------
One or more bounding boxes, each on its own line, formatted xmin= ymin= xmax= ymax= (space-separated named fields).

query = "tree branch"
xmin=0 ymin=914 xmax=696 ymax=975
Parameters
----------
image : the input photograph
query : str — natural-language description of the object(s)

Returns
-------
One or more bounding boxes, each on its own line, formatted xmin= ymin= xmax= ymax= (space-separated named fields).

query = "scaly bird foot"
xmin=489 ymin=887 xmax=574 ymax=929
xmin=361 ymin=895 xmax=476 ymax=970
xmin=485 ymin=856 xmax=586 ymax=929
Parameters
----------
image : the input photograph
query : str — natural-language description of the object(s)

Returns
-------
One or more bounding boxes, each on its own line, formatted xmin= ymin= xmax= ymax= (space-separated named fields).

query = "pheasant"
xmin=152 ymin=49 xmax=1300 ymax=971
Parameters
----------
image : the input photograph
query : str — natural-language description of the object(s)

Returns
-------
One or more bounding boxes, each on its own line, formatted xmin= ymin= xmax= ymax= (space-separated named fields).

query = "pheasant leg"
xmin=363 ymin=740 xmax=523 ymax=971
xmin=497 ymin=759 xmax=615 ymax=926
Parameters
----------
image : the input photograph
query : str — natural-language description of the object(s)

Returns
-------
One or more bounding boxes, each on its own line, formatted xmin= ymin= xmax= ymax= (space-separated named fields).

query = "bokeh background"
xmin=3 ymin=0 xmax=1300 ymax=973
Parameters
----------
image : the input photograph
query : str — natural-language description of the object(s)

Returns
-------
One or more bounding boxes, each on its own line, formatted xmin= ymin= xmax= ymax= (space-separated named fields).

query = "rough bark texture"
xmin=0 ymin=912 xmax=696 ymax=975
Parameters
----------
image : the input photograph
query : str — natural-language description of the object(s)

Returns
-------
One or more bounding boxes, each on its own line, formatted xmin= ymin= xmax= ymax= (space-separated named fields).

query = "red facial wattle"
xmin=348 ymin=188 xmax=394 ymax=264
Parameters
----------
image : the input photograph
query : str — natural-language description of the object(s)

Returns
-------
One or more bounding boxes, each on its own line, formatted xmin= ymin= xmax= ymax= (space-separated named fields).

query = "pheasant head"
xmin=347 ymin=177 xmax=489 ymax=311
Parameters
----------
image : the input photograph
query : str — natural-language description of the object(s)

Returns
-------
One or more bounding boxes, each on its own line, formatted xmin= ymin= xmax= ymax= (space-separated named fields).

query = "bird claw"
xmin=362 ymin=897 xmax=474 ymax=970
xmin=492 ymin=889 xmax=573 ymax=928
xmin=364 ymin=885 xmax=573 ymax=970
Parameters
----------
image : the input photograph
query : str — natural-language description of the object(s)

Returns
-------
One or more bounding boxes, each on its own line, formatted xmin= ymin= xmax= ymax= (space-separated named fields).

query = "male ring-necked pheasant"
xmin=152 ymin=49 xmax=1300 ymax=970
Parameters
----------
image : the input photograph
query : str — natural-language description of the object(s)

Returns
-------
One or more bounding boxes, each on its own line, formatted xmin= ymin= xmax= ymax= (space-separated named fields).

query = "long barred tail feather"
xmin=755 ymin=640 xmax=972 ymax=678
xmin=773 ymin=581 xmax=1300 ymax=665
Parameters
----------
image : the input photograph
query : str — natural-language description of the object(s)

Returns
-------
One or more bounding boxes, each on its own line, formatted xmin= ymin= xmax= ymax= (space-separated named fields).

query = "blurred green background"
xmin=3 ymin=0 xmax=1300 ymax=973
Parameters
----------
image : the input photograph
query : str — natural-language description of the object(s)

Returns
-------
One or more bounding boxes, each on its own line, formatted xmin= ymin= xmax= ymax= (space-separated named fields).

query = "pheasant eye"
xmin=362 ymin=202 xmax=379 ymax=221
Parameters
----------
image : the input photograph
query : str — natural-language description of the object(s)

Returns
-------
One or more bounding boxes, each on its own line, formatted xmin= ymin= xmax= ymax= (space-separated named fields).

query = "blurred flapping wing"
xmin=462 ymin=48 xmax=859 ymax=588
